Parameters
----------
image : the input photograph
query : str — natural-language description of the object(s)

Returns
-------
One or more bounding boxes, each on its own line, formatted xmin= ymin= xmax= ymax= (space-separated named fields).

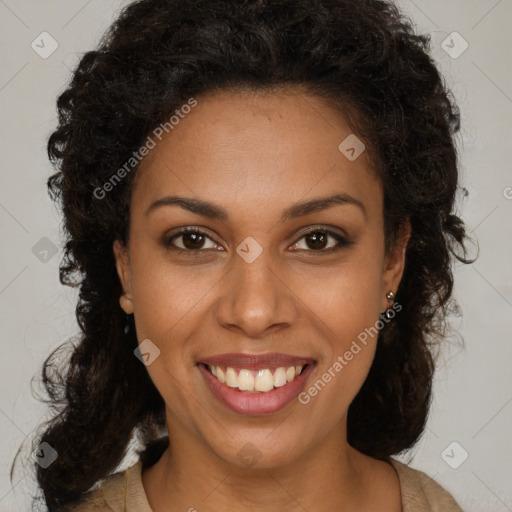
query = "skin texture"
xmin=113 ymin=87 xmax=409 ymax=511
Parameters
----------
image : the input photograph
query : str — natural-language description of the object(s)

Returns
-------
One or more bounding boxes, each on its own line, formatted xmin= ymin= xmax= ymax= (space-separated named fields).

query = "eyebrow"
xmin=145 ymin=193 xmax=366 ymax=222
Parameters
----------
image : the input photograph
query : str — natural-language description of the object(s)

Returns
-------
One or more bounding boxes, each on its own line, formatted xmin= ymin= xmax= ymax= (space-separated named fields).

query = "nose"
xmin=214 ymin=249 xmax=300 ymax=339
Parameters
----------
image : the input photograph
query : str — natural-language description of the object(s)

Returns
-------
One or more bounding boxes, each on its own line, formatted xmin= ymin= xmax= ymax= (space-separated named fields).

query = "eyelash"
xmin=162 ymin=226 xmax=353 ymax=256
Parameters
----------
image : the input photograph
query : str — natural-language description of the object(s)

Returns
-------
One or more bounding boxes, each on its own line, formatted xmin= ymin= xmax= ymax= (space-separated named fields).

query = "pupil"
xmin=307 ymin=232 xmax=326 ymax=250
xmin=184 ymin=232 xmax=204 ymax=250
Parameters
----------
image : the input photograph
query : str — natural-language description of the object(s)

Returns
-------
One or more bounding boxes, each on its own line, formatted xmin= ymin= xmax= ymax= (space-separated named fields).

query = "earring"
xmin=385 ymin=291 xmax=395 ymax=320
xmin=124 ymin=313 xmax=132 ymax=335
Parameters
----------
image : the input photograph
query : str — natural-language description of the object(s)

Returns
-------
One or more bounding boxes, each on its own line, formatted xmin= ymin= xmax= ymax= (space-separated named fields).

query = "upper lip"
xmin=199 ymin=352 xmax=315 ymax=369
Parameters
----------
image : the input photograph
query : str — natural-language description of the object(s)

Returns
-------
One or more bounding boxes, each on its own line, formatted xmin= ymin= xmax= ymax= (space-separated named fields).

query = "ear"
xmin=113 ymin=239 xmax=134 ymax=314
xmin=381 ymin=220 xmax=411 ymax=311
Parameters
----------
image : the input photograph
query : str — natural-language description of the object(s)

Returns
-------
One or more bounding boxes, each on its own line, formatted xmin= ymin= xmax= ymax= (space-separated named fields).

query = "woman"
xmin=26 ymin=0 xmax=471 ymax=510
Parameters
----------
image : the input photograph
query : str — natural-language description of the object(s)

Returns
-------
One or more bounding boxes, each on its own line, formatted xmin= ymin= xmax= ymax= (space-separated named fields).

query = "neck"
xmin=141 ymin=421 xmax=382 ymax=512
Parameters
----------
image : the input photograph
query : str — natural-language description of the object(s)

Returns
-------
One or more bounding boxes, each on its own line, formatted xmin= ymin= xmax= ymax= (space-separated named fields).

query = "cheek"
xmin=129 ymin=252 xmax=217 ymax=340
xmin=297 ymin=255 xmax=384 ymax=340
xmin=295 ymin=256 xmax=383 ymax=404
xmin=127 ymin=254 xmax=220 ymax=409
xmin=298 ymin=279 xmax=380 ymax=422
xmin=127 ymin=255 xmax=213 ymax=421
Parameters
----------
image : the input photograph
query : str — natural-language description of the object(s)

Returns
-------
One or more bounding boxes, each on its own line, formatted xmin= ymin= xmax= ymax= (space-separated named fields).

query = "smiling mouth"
xmin=202 ymin=363 xmax=310 ymax=393
xmin=197 ymin=352 xmax=317 ymax=414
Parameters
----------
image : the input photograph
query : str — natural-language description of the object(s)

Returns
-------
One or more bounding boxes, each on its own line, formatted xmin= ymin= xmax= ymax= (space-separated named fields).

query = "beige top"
xmin=71 ymin=457 xmax=463 ymax=511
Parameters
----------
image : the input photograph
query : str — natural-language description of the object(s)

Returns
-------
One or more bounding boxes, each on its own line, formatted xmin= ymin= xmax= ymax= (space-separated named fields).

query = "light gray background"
xmin=1 ymin=1 xmax=511 ymax=510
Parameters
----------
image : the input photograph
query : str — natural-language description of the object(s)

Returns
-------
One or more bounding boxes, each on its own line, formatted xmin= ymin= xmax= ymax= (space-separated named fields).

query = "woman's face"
xmin=114 ymin=87 xmax=408 ymax=469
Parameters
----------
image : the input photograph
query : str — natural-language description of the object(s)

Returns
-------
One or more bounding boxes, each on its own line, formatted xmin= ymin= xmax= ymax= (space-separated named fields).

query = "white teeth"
xmin=286 ymin=366 xmax=296 ymax=382
xmin=207 ymin=364 xmax=306 ymax=392
xmin=225 ymin=367 xmax=238 ymax=388
xmin=238 ymin=369 xmax=254 ymax=391
xmin=273 ymin=367 xmax=287 ymax=387
xmin=255 ymin=369 xmax=274 ymax=392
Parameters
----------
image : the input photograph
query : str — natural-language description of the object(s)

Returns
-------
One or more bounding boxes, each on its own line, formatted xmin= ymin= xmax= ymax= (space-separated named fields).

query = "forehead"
xmin=130 ymin=87 xmax=382 ymax=222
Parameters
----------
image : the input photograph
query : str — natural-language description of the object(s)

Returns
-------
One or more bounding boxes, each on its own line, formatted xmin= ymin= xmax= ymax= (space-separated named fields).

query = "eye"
xmin=162 ymin=226 xmax=352 ymax=255
xmin=290 ymin=227 xmax=352 ymax=253
xmin=162 ymin=227 xmax=222 ymax=253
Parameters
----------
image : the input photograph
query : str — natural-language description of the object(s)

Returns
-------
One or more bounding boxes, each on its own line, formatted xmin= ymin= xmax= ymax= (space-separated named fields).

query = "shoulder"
xmin=389 ymin=457 xmax=463 ymax=512
xmin=68 ymin=461 xmax=143 ymax=512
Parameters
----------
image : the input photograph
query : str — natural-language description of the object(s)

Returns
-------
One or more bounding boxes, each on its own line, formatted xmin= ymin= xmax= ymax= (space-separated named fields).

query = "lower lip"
xmin=198 ymin=363 xmax=315 ymax=415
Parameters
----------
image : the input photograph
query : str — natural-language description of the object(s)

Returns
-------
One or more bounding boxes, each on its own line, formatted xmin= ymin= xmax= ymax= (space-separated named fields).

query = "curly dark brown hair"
xmin=12 ymin=0 xmax=473 ymax=510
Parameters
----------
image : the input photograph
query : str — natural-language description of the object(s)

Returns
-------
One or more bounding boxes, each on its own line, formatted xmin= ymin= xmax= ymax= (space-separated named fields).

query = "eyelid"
xmin=290 ymin=225 xmax=352 ymax=253
xmin=294 ymin=225 xmax=350 ymax=240
xmin=162 ymin=226 xmax=221 ymax=251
